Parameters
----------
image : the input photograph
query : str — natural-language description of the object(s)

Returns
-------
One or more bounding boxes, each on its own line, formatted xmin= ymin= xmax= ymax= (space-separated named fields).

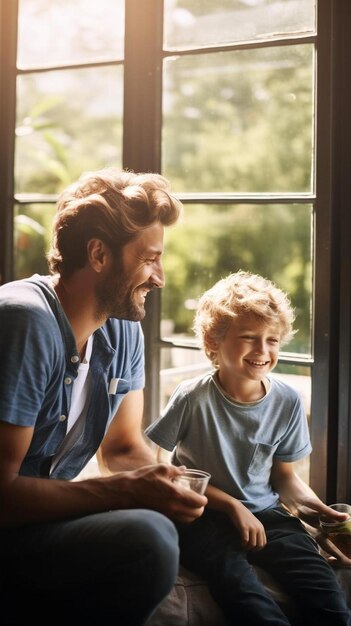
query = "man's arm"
xmin=97 ymin=389 xmax=156 ymax=474
xmin=0 ymin=417 xmax=207 ymax=529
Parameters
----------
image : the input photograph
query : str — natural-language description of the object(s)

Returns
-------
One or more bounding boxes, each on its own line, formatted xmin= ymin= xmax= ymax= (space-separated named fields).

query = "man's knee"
xmin=132 ymin=510 xmax=179 ymax=580
xmin=120 ymin=510 xmax=179 ymax=601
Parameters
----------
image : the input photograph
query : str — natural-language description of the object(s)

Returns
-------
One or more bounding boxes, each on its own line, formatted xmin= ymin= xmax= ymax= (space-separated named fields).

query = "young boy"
xmin=145 ymin=270 xmax=351 ymax=625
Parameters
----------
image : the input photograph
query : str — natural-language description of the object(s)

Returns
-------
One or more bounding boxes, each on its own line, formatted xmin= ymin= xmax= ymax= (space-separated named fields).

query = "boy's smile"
xmin=215 ymin=313 xmax=282 ymax=402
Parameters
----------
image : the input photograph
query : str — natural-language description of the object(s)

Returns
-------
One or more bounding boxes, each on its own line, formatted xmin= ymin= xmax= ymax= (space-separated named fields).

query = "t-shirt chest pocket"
xmin=247 ymin=441 xmax=279 ymax=476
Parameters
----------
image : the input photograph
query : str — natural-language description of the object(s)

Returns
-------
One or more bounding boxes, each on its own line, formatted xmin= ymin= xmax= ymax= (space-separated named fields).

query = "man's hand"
xmin=106 ymin=463 xmax=207 ymax=523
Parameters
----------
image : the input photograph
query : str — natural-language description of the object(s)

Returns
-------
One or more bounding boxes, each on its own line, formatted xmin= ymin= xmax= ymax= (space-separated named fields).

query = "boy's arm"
xmin=156 ymin=443 xmax=266 ymax=551
xmin=205 ymin=483 xmax=267 ymax=550
xmin=271 ymin=458 xmax=351 ymax=566
xmin=270 ymin=458 xmax=346 ymax=523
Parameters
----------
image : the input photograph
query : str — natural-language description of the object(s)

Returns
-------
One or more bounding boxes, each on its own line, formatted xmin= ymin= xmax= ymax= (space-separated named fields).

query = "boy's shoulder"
xmin=175 ymin=369 xmax=215 ymax=396
xmin=269 ymin=375 xmax=302 ymax=402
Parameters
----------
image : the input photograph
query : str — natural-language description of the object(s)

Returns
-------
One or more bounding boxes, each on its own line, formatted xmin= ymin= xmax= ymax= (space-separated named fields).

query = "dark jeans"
xmin=0 ymin=509 xmax=179 ymax=626
xmin=177 ymin=505 xmax=351 ymax=626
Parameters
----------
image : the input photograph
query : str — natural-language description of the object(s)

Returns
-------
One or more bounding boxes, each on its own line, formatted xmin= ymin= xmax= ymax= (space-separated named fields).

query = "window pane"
xmin=164 ymin=0 xmax=316 ymax=49
xmin=162 ymin=203 xmax=312 ymax=355
xmin=163 ymin=45 xmax=314 ymax=193
xmin=14 ymin=203 xmax=56 ymax=279
xmin=17 ymin=0 xmax=125 ymax=68
xmin=15 ymin=67 xmax=123 ymax=194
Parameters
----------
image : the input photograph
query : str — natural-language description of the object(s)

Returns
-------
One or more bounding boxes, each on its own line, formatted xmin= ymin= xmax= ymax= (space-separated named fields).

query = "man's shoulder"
xmin=0 ymin=274 xmax=52 ymax=302
xmin=0 ymin=275 xmax=55 ymax=322
xmin=0 ymin=277 xmax=52 ymax=309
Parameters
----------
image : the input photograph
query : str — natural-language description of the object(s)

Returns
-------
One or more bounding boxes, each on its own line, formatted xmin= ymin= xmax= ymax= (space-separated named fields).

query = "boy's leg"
xmin=1 ymin=509 xmax=179 ymax=626
xmin=252 ymin=506 xmax=351 ymax=626
xmin=177 ymin=509 xmax=291 ymax=625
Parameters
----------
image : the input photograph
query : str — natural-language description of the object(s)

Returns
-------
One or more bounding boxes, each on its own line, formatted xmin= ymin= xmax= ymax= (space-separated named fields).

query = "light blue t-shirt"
xmin=145 ymin=371 xmax=311 ymax=512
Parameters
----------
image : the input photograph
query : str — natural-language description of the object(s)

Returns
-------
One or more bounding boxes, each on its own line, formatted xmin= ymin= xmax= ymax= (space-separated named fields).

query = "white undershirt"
xmin=49 ymin=336 xmax=93 ymax=474
xmin=67 ymin=334 xmax=93 ymax=432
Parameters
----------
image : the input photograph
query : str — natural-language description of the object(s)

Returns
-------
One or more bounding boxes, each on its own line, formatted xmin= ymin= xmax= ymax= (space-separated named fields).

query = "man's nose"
xmin=152 ymin=262 xmax=165 ymax=288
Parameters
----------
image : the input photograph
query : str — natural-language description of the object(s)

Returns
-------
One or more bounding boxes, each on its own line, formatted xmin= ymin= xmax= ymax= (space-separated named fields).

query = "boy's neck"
xmin=215 ymin=371 xmax=270 ymax=404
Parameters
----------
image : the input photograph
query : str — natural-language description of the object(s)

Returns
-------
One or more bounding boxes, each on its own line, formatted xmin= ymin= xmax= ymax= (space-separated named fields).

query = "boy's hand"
xmin=312 ymin=529 xmax=351 ymax=568
xmin=228 ymin=500 xmax=267 ymax=550
xmin=297 ymin=501 xmax=350 ymax=528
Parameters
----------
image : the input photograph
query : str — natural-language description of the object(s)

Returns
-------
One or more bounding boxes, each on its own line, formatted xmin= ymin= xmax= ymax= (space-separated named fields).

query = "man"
xmin=0 ymin=168 xmax=207 ymax=625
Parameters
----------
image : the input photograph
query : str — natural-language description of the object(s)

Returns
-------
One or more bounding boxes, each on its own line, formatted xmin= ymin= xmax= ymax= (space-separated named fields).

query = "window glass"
xmin=15 ymin=66 xmax=123 ymax=194
xmin=162 ymin=203 xmax=312 ymax=355
xmin=163 ymin=45 xmax=314 ymax=193
xmin=14 ymin=203 xmax=56 ymax=279
xmin=17 ymin=0 xmax=125 ymax=68
xmin=164 ymin=0 xmax=316 ymax=49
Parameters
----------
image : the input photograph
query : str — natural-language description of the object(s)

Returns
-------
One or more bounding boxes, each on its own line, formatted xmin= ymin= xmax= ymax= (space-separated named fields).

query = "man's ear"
xmin=87 ymin=238 xmax=111 ymax=272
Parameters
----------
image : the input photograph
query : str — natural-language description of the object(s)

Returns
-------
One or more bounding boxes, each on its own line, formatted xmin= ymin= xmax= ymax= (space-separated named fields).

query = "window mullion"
xmin=123 ymin=0 xmax=164 ymax=425
xmin=123 ymin=0 xmax=163 ymax=173
xmin=0 ymin=0 xmax=18 ymax=285
xmin=310 ymin=0 xmax=338 ymax=501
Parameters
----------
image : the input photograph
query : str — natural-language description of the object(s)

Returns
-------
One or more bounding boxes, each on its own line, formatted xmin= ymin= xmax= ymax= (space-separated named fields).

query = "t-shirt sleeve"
xmin=145 ymin=384 xmax=188 ymax=452
xmin=274 ymin=392 xmax=312 ymax=462
xmin=0 ymin=304 xmax=62 ymax=427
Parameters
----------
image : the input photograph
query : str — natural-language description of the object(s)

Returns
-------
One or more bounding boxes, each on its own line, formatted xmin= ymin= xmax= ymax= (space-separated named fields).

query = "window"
xmin=157 ymin=0 xmax=315 ymax=485
xmin=1 ymin=0 xmax=350 ymax=501
xmin=7 ymin=0 xmax=124 ymax=281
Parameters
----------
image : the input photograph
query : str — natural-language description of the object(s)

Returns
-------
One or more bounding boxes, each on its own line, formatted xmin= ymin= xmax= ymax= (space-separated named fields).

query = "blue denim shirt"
xmin=0 ymin=275 xmax=145 ymax=479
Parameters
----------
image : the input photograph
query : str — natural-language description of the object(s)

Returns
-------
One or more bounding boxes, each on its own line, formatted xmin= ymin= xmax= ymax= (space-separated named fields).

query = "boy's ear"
xmin=206 ymin=337 xmax=219 ymax=352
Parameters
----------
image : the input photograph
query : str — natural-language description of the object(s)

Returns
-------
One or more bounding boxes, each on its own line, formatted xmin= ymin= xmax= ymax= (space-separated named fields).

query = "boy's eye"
xmin=240 ymin=335 xmax=279 ymax=344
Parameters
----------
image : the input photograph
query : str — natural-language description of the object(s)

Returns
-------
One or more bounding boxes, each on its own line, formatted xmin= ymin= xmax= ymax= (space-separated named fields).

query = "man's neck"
xmin=51 ymin=273 xmax=103 ymax=355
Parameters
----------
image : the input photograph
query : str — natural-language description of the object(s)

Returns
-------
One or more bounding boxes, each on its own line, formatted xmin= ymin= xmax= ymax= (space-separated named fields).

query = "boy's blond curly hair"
xmin=193 ymin=270 xmax=296 ymax=366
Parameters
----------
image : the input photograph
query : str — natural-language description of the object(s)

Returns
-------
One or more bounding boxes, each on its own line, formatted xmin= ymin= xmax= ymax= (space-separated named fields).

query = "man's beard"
xmin=94 ymin=262 xmax=149 ymax=322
